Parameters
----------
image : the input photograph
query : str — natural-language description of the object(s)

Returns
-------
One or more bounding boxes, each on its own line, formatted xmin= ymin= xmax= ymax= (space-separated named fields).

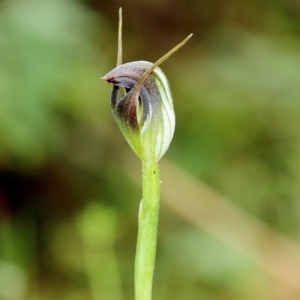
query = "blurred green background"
xmin=1 ymin=0 xmax=300 ymax=299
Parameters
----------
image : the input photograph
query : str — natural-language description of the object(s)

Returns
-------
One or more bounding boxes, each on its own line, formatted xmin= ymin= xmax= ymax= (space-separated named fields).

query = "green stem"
xmin=135 ymin=161 xmax=160 ymax=300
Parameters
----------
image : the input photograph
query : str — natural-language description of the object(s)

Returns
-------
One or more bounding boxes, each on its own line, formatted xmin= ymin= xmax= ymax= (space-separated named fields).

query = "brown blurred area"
xmin=1 ymin=0 xmax=300 ymax=299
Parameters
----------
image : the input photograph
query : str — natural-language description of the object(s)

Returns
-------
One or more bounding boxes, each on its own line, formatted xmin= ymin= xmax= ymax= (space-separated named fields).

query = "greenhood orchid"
xmin=101 ymin=8 xmax=192 ymax=300
xmin=102 ymin=30 xmax=192 ymax=162
xmin=102 ymin=61 xmax=175 ymax=162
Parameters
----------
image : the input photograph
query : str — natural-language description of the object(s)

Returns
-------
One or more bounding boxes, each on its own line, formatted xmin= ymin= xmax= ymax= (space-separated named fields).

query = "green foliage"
xmin=0 ymin=0 xmax=108 ymax=168
xmin=170 ymin=32 xmax=300 ymax=232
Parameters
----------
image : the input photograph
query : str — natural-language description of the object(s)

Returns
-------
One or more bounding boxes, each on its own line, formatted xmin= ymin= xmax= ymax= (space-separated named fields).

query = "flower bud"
xmin=102 ymin=61 xmax=175 ymax=162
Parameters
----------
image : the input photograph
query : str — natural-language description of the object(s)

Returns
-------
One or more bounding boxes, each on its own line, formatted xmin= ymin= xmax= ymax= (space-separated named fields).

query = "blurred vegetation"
xmin=1 ymin=0 xmax=300 ymax=299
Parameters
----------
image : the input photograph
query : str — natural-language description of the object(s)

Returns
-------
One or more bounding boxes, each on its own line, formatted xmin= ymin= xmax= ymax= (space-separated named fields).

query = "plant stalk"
xmin=135 ymin=161 xmax=160 ymax=300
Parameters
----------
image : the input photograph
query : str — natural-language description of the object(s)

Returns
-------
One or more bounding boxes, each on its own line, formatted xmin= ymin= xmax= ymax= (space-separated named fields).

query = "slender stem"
xmin=135 ymin=161 xmax=160 ymax=300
